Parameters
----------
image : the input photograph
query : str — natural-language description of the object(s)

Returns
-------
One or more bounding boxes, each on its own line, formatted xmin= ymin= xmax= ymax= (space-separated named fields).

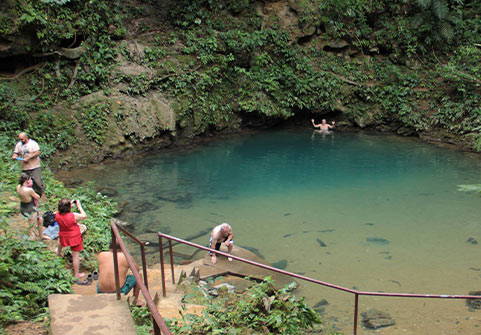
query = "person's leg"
xmin=29 ymin=168 xmax=45 ymax=198
xmin=227 ymin=242 xmax=233 ymax=261
xmin=71 ymin=250 xmax=85 ymax=278
xmin=133 ymin=276 xmax=144 ymax=306
xmin=35 ymin=214 xmax=47 ymax=239
xmin=57 ymin=242 xmax=63 ymax=256
xmin=211 ymin=242 xmax=222 ymax=264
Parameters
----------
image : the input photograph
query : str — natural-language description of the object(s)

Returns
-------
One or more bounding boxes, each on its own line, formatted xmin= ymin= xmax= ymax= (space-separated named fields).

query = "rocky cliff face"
xmin=1 ymin=0 xmax=479 ymax=168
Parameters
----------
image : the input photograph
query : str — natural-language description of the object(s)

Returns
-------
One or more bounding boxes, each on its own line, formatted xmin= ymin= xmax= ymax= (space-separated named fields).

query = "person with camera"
xmin=56 ymin=198 xmax=87 ymax=283
xmin=12 ymin=132 xmax=45 ymax=198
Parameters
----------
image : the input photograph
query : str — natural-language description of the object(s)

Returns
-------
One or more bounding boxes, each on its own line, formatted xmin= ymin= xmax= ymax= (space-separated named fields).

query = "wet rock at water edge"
xmin=272 ymin=259 xmax=288 ymax=269
xmin=156 ymin=191 xmax=193 ymax=204
xmin=466 ymin=291 xmax=481 ymax=310
xmin=317 ymin=238 xmax=327 ymax=247
xmin=466 ymin=237 xmax=478 ymax=245
xmin=125 ymin=200 xmax=160 ymax=213
xmin=361 ymin=309 xmax=395 ymax=329
xmin=96 ymin=186 xmax=118 ymax=197
xmin=366 ymin=237 xmax=390 ymax=245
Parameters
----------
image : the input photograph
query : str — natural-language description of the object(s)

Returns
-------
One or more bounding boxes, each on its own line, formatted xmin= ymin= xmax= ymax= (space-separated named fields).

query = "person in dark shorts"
xmin=16 ymin=173 xmax=44 ymax=239
xmin=12 ymin=132 xmax=45 ymax=198
xmin=209 ymin=223 xmax=234 ymax=264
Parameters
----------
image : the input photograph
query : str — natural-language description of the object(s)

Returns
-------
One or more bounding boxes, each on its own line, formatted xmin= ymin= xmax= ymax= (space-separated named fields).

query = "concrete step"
xmin=48 ymin=294 xmax=137 ymax=335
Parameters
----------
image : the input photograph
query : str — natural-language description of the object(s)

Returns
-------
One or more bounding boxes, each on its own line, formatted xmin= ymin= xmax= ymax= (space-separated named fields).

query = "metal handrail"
xmin=157 ymin=232 xmax=481 ymax=335
xmin=110 ymin=222 xmax=172 ymax=335
xmin=113 ymin=222 xmax=150 ymax=289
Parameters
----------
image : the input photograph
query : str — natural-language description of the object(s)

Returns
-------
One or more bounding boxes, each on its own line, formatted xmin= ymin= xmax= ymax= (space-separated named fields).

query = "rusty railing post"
xmin=169 ymin=240 xmax=175 ymax=284
xmin=158 ymin=235 xmax=166 ymax=297
xmin=140 ymin=242 xmax=149 ymax=289
xmin=153 ymin=319 xmax=161 ymax=335
xmin=112 ymin=227 xmax=121 ymax=300
xmin=353 ymin=293 xmax=359 ymax=335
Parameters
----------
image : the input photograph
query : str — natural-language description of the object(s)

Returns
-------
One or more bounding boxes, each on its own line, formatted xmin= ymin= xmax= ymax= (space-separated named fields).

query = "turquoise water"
xmin=59 ymin=128 xmax=481 ymax=333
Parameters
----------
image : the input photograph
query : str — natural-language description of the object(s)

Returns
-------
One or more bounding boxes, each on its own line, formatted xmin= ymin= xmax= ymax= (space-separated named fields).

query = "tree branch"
xmin=0 ymin=63 xmax=44 ymax=80
xmin=67 ymin=61 xmax=80 ymax=89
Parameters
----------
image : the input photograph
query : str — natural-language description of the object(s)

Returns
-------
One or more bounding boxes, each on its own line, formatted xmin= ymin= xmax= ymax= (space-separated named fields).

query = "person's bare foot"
xmin=74 ymin=272 xmax=86 ymax=279
xmin=211 ymin=255 xmax=217 ymax=264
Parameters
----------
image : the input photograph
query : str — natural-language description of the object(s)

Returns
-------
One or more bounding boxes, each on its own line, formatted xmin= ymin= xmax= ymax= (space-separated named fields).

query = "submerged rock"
xmin=313 ymin=299 xmax=329 ymax=308
xmin=466 ymin=237 xmax=478 ymax=245
xmin=239 ymin=245 xmax=265 ymax=259
xmin=361 ymin=309 xmax=395 ymax=329
xmin=272 ymin=259 xmax=288 ymax=269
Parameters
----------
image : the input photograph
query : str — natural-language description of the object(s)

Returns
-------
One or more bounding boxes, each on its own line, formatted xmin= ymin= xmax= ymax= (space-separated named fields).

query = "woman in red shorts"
xmin=56 ymin=198 xmax=87 ymax=280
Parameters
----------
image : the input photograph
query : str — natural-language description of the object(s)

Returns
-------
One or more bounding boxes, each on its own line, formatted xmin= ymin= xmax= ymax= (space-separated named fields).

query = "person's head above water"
xmin=58 ymin=198 xmax=72 ymax=214
xmin=321 ymin=119 xmax=327 ymax=124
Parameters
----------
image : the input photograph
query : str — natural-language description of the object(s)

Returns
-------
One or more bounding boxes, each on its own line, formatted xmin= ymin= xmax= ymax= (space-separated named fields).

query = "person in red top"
xmin=56 ymin=198 xmax=87 ymax=280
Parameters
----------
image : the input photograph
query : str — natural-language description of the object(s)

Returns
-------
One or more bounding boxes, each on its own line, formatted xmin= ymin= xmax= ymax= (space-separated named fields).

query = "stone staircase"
xmin=49 ymin=294 xmax=137 ymax=335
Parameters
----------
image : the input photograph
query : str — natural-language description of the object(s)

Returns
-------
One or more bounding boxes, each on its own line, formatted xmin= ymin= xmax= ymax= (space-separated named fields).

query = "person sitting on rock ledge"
xmin=97 ymin=239 xmax=143 ymax=306
xmin=209 ymin=223 xmax=234 ymax=264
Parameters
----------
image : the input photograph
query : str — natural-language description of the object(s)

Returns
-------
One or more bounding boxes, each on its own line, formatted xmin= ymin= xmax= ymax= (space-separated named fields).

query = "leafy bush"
xmin=0 ymin=220 xmax=73 ymax=327
xmin=78 ymin=101 xmax=111 ymax=144
xmin=168 ymin=278 xmax=321 ymax=334
xmin=0 ymin=132 xmax=117 ymax=327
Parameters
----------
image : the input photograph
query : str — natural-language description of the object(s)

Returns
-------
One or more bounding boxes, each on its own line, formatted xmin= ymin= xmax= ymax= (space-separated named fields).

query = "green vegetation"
xmin=132 ymin=277 xmax=325 ymax=335
xmin=0 ymin=133 xmax=117 ymax=328
xmin=0 ymin=224 xmax=72 ymax=327
xmin=0 ymin=0 xmax=480 ymax=331
xmin=1 ymin=0 xmax=480 ymax=160
xmin=170 ymin=278 xmax=321 ymax=334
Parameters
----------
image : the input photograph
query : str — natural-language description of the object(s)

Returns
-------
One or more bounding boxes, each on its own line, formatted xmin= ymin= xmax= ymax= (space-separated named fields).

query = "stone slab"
xmin=202 ymin=245 xmax=296 ymax=289
xmin=49 ymin=294 xmax=136 ymax=335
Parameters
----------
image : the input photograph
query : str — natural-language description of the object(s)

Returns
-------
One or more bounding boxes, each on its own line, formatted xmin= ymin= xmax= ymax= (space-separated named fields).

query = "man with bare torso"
xmin=209 ymin=223 xmax=234 ymax=264
xmin=12 ymin=132 xmax=45 ymax=198
xmin=97 ymin=240 xmax=143 ymax=305
xmin=311 ymin=118 xmax=335 ymax=131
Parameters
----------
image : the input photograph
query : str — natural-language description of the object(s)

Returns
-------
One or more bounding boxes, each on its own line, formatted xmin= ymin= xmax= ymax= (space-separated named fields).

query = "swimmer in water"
xmin=311 ymin=118 xmax=335 ymax=131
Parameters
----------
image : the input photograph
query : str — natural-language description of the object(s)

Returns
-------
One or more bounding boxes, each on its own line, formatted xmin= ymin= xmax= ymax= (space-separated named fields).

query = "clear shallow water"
xmin=58 ymin=129 xmax=481 ymax=334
